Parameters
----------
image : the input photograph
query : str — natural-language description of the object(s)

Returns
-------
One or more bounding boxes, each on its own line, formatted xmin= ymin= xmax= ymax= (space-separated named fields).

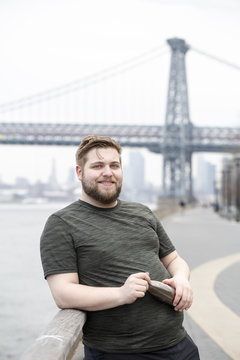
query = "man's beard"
xmin=81 ymin=176 xmax=122 ymax=205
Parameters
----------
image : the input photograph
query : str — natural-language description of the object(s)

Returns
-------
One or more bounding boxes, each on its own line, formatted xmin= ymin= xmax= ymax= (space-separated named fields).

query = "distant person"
xmin=179 ymin=200 xmax=186 ymax=213
xmin=213 ymin=202 xmax=219 ymax=212
xmin=40 ymin=135 xmax=200 ymax=360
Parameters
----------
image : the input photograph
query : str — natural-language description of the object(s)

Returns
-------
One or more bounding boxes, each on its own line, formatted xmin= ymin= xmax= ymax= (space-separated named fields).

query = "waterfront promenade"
xmin=162 ymin=207 xmax=240 ymax=360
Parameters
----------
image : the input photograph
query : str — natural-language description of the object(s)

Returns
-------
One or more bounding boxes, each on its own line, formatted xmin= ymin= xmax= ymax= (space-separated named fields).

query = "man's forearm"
xmin=56 ymin=283 xmax=124 ymax=311
xmin=48 ymin=272 xmax=150 ymax=311
xmin=161 ymin=253 xmax=193 ymax=311
xmin=166 ymin=256 xmax=190 ymax=280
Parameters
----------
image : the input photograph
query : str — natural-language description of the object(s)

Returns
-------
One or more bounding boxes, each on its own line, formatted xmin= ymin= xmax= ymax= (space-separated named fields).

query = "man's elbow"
xmin=49 ymin=286 xmax=75 ymax=309
xmin=47 ymin=275 xmax=78 ymax=309
xmin=56 ymin=299 xmax=70 ymax=310
xmin=51 ymin=292 xmax=69 ymax=309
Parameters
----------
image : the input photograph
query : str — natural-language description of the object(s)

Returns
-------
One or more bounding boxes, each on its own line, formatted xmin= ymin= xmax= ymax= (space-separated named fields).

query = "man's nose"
xmin=102 ymin=165 xmax=113 ymax=176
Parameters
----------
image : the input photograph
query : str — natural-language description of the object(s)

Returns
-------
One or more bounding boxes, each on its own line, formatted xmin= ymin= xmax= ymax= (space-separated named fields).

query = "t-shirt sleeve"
xmin=150 ymin=211 xmax=175 ymax=258
xmin=40 ymin=214 xmax=78 ymax=279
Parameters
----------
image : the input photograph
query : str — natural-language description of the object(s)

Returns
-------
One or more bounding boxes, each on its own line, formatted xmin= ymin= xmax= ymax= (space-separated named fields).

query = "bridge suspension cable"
xmin=191 ymin=46 xmax=240 ymax=71
xmin=0 ymin=44 xmax=168 ymax=114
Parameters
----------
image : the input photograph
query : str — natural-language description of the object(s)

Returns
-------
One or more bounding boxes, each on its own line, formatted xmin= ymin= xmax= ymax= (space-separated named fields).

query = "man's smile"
xmin=98 ymin=180 xmax=115 ymax=186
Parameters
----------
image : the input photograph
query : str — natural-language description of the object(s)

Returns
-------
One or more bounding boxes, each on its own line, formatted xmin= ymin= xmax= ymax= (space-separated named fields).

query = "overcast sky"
xmin=0 ymin=0 xmax=240 ymax=186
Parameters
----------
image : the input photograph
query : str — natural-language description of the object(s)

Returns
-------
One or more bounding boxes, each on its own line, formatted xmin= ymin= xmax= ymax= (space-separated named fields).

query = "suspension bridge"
xmin=0 ymin=37 xmax=240 ymax=199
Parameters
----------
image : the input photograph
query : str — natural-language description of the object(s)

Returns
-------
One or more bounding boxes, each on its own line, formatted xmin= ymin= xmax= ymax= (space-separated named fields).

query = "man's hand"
xmin=120 ymin=272 xmax=151 ymax=304
xmin=162 ymin=276 xmax=193 ymax=312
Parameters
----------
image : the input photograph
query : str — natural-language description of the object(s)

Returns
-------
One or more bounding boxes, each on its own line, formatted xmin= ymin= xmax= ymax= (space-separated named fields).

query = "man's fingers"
xmin=134 ymin=272 xmax=151 ymax=282
xmin=131 ymin=279 xmax=149 ymax=292
xmin=128 ymin=274 xmax=150 ymax=294
xmin=174 ymin=288 xmax=193 ymax=311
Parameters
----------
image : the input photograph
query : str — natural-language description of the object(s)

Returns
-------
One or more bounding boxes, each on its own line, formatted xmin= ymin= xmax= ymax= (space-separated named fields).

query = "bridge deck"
xmin=0 ymin=122 xmax=240 ymax=153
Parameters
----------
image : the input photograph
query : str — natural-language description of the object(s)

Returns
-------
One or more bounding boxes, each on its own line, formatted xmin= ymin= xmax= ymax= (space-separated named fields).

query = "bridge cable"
xmin=191 ymin=46 xmax=240 ymax=71
xmin=0 ymin=44 xmax=169 ymax=114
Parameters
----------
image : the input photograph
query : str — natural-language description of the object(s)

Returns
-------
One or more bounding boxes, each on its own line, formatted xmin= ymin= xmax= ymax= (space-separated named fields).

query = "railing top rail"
xmin=20 ymin=309 xmax=86 ymax=360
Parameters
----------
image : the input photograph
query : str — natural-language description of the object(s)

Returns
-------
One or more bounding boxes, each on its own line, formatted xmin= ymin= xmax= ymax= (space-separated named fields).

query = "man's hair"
xmin=75 ymin=135 xmax=122 ymax=167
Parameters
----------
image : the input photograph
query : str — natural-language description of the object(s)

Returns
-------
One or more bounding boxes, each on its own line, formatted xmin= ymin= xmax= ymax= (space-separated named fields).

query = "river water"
xmin=0 ymin=203 xmax=66 ymax=360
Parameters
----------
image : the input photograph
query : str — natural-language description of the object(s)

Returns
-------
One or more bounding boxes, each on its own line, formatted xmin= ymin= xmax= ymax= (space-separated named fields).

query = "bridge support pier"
xmin=162 ymin=38 xmax=193 ymax=201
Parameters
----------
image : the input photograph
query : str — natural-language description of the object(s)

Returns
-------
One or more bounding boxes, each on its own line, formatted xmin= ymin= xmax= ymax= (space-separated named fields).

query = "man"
xmin=40 ymin=135 xmax=200 ymax=360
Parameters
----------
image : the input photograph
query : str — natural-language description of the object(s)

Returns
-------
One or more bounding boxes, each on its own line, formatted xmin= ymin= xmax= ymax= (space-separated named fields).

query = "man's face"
xmin=76 ymin=147 xmax=122 ymax=207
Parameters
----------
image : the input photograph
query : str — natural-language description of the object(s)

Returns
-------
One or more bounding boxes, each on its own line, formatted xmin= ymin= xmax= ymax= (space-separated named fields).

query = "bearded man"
xmin=40 ymin=135 xmax=200 ymax=360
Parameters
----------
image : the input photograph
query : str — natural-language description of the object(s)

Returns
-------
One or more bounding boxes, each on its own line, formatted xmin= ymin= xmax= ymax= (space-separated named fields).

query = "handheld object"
xmin=148 ymin=280 xmax=175 ymax=305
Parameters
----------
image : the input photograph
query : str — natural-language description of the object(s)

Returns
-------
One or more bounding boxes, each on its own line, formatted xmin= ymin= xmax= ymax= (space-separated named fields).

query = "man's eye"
xmin=111 ymin=164 xmax=120 ymax=169
xmin=93 ymin=165 xmax=102 ymax=169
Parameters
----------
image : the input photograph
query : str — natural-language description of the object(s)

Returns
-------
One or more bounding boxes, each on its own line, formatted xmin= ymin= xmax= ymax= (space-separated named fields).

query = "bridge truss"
xmin=0 ymin=121 xmax=240 ymax=196
xmin=0 ymin=38 xmax=240 ymax=200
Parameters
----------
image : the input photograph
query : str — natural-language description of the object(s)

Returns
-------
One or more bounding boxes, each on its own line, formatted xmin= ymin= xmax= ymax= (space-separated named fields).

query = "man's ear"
xmin=76 ymin=165 xmax=83 ymax=181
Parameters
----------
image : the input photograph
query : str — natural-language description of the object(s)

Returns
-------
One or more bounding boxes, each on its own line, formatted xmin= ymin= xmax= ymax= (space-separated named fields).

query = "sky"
xmin=0 ymin=0 xmax=240 ymax=187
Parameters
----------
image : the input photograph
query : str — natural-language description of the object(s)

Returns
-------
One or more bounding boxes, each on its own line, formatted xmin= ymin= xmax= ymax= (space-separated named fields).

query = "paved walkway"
xmin=161 ymin=207 xmax=240 ymax=360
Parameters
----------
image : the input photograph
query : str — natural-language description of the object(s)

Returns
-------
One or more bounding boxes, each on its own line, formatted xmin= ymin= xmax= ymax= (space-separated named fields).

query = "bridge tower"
xmin=162 ymin=38 xmax=193 ymax=200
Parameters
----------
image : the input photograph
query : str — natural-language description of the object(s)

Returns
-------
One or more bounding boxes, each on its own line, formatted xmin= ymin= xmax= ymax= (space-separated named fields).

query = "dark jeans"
xmin=84 ymin=334 xmax=200 ymax=360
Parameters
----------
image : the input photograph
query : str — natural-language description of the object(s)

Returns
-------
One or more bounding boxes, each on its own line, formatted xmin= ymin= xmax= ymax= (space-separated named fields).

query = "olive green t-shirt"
xmin=40 ymin=199 xmax=186 ymax=353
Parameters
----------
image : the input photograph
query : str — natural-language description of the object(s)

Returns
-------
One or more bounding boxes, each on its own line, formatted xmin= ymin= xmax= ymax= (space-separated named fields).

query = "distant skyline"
xmin=0 ymin=146 xmax=162 ymax=187
xmin=0 ymin=0 xmax=239 ymax=186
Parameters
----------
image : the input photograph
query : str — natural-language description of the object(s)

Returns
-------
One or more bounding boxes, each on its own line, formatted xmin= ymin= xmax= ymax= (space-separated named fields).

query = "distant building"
xmin=48 ymin=158 xmax=60 ymax=190
xmin=67 ymin=167 xmax=77 ymax=186
xmin=15 ymin=177 xmax=30 ymax=188
xmin=122 ymin=150 xmax=147 ymax=202
xmin=220 ymin=155 xmax=240 ymax=220
xmin=128 ymin=150 xmax=145 ymax=190
xmin=194 ymin=156 xmax=216 ymax=197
